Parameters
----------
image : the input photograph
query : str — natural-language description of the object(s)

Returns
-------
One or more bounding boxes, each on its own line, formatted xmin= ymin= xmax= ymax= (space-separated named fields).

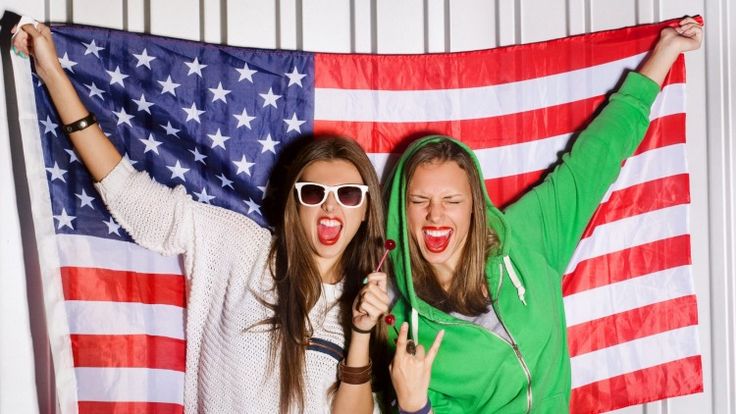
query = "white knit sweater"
xmin=95 ymin=159 xmax=348 ymax=413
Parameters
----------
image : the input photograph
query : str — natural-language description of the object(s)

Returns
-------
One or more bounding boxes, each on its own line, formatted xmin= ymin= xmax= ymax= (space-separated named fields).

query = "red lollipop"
xmin=374 ymin=239 xmax=396 ymax=273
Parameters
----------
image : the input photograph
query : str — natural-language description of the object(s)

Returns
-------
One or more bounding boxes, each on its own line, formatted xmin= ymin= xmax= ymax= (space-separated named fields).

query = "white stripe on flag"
xmin=65 ymin=301 xmax=185 ymax=339
xmin=564 ymin=265 xmax=694 ymax=326
xmin=57 ymin=234 xmax=183 ymax=275
xmin=650 ymin=83 xmax=686 ymax=120
xmin=75 ymin=367 xmax=184 ymax=404
xmin=602 ymin=144 xmax=688 ymax=202
xmin=565 ymin=204 xmax=689 ymax=275
xmin=570 ymin=325 xmax=700 ymax=388
xmin=366 ymin=84 xmax=686 ymax=180
xmin=315 ymin=53 xmax=647 ymax=122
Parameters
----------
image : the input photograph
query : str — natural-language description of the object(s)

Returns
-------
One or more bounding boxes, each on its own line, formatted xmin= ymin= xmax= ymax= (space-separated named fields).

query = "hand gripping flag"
xmin=10 ymin=17 xmax=701 ymax=414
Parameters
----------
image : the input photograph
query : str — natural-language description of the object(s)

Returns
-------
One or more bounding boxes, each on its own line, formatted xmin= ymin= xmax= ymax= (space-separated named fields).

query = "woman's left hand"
xmin=390 ymin=322 xmax=445 ymax=412
xmin=659 ymin=16 xmax=703 ymax=54
xmin=352 ymin=272 xmax=390 ymax=334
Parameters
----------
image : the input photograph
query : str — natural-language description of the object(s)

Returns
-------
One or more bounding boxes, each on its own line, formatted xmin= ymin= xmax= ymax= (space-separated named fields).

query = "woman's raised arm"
xmin=12 ymin=22 xmax=121 ymax=181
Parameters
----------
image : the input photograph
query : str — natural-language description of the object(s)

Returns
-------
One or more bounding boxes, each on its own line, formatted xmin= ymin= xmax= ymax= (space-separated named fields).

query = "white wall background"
xmin=0 ymin=0 xmax=733 ymax=413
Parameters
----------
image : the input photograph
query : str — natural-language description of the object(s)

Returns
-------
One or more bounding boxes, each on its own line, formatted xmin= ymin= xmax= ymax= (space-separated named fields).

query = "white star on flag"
xmin=233 ymin=108 xmax=256 ymax=129
xmin=285 ymin=67 xmax=306 ymax=87
xmin=185 ymin=57 xmax=208 ymax=76
xmin=133 ymin=94 xmax=155 ymax=113
xmin=53 ymin=208 xmax=75 ymax=230
xmin=112 ymin=108 xmax=134 ymax=127
xmin=167 ymin=160 xmax=190 ymax=181
xmin=207 ymin=129 xmax=230 ymax=149
xmin=283 ymin=113 xmax=306 ymax=133
xmin=193 ymin=187 xmax=216 ymax=204
xmin=40 ymin=115 xmax=58 ymax=137
xmin=159 ymin=75 xmax=181 ymax=96
xmin=258 ymin=134 xmax=280 ymax=154
xmin=133 ymin=48 xmax=157 ymax=68
xmin=106 ymin=66 xmax=129 ymax=87
xmin=189 ymin=147 xmax=208 ymax=164
xmin=216 ymin=173 xmax=234 ymax=189
xmin=46 ymin=162 xmax=67 ymax=182
xmin=58 ymin=52 xmax=78 ymax=72
xmin=75 ymin=189 xmax=95 ymax=209
xmin=122 ymin=152 xmax=138 ymax=166
xmin=84 ymin=82 xmax=105 ymax=100
xmin=244 ymin=198 xmax=262 ymax=215
xmin=236 ymin=63 xmax=257 ymax=82
xmin=65 ymin=149 xmax=80 ymax=163
xmin=233 ymin=155 xmax=254 ymax=176
xmin=208 ymin=82 xmax=231 ymax=103
xmin=259 ymin=87 xmax=282 ymax=108
xmin=257 ymin=182 xmax=268 ymax=197
xmin=82 ymin=40 xmax=104 ymax=57
xmin=139 ymin=134 xmax=163 ymax=154
xmin=161 ymin=121 xmax=180 ymax=137
xmin=103 ymin=216 xmax=121 ymax=236
xmin=183 ymin=102 xmax=206 ymax=123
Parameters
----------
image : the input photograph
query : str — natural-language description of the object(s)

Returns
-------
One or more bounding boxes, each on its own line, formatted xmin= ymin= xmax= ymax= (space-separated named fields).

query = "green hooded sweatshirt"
xmin=385 ymin=72 xmax=660 ymax=413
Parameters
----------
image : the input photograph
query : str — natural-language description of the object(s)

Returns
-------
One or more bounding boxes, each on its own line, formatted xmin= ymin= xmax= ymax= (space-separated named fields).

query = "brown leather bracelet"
xmin=338 ymin=359 xmax=372 ymax=384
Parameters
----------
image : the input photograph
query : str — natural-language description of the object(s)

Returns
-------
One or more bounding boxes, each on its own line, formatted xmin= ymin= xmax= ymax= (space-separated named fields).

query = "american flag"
xmin=12 ymin=18 xmax=701 ymax=414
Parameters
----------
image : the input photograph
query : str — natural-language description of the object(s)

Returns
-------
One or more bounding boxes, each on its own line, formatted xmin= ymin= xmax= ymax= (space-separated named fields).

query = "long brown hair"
xmin=267 ymin=137 xmax=384 ymax=413
xmin=403 ymin=139 xmax=500 ymax=316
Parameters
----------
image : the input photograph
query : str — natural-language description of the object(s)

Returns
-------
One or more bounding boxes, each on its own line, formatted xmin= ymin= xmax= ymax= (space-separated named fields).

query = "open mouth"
xmin=422 ymin=226 xmax=452 ymax=253
xmin=317 ymin=217 xmax=343 ymax=245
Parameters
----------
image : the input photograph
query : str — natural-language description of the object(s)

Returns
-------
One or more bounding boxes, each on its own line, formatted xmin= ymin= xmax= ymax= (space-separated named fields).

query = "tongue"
xmin=318 ymin=223 xmax=341 ymax=245
xmin=424 ymin=232 xmax=450 ymax=253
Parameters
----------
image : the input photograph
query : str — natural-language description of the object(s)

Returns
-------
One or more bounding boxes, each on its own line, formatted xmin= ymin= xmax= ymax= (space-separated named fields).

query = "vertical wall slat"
xmin=424 ymin=0 xmax=445 ymax=53
xmin=148 ymin=0 xmax=199 ymax=40
xmin=124 ymin=0 xmax=146 ymax=32
xmin=277 ymin=0 xmax=297 ymax=50
xmin=447 ymin=0 xmax=495 ymax=52
xmin=375 ymin=0 xmax=424 ymax=54
xmin=350 ymin=0 xmax=373 ymax=53
xmin=202 ymin=0 xmax=223 ymax=43
xmin=495 ymin=0 xmax=517 ymax=46
xmin=301 ymin=0 xmax=350 ymax=52
xmin=225 ymin=0 xmax=276 ymax=48
xmin=72 ymin=0 xmax=123 ymax=29
xmin=588 ymin=0 xmax=636 ymax=31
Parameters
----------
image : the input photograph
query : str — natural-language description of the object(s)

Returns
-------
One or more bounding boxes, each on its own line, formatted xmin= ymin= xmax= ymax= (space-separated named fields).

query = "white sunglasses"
xmin=294 ymin=182 xmax=369 ymax=208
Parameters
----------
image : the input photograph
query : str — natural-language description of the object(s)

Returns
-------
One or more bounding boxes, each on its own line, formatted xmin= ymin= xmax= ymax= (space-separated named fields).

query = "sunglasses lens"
xmin=300 ymin=184 xmax=326 ymax=205
xmin=337 ymin=186 xmax=364 ymax=207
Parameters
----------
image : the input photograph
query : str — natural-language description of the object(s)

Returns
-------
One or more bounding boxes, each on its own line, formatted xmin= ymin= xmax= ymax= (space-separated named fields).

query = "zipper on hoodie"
xmin=490 ymin=300 xmax=533 ymax=414
xmin=424 ymin=301 xmax=533 ymax=413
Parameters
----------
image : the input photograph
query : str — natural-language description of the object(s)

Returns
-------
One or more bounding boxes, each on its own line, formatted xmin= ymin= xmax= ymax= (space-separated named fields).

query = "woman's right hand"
xmin=11 ymin=22 xmax=64 ymax=83
xmin=390 ymin=322 xmax=444 ymax=412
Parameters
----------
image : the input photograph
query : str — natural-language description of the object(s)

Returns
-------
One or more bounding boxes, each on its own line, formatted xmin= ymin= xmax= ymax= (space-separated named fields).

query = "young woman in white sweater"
xmin=13 ymin=22 xmax=391 ymax=413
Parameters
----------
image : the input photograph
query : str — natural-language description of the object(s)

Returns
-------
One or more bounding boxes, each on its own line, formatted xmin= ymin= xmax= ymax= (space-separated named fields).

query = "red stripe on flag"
xmin=567 ymin=295 xmax=698 ymax=357
xmin=71 ymin=334 xmax=186 ymax=371
xmin=581 ymin=174 xmax=691 ymax=239
xmin=315 ymin=21 xmax=678 ymax=90
xmin=78 ymin=401 xmax=184 ymax=414
xmin=634 ymin=113 xmax=686 ymax=156
xmin=563 ymin=235 xmax=692 ymax=295
xmin=570 ymin=356 xmax=703 ymax=413
xmin=485 ymin=170 xmax=546 ymax=208
xmin=314 ymin=80 xmax=684 ymax=155
xmin=61 ymin=267 xmax=186 ymax=308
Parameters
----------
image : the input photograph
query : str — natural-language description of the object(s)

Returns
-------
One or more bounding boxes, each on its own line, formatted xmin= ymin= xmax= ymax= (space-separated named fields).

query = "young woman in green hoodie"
xmin=385 ymin=17 xmax=703 ymax=414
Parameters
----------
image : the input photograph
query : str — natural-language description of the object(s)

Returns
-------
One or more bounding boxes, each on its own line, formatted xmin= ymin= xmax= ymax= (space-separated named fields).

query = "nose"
xmin=321 ymin=190 xmax=338 ymax=212
xmin=426 ymin=199 xmax=443 ymax=223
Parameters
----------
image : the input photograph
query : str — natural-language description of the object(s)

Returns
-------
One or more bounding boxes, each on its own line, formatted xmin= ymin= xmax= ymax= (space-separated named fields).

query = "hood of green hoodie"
xmin=386 ymin=135 xmax=511 ymax=323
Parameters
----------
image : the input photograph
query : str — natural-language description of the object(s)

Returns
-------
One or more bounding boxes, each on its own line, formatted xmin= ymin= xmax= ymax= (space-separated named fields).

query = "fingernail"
xmin=20 ymin=52 xmax=27 ymax=59
xmin=362 ymin=277 xmax=368 ymax=285
xmin=11 ymin=45 xmax=17 ymax=54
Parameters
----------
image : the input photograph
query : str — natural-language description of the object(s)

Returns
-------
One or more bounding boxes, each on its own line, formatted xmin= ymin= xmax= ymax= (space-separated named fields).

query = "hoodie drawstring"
xmin=411 ymin=307 xmax=419 ymax=342
xmin=503 ymin=255 xmax=527 ymax=306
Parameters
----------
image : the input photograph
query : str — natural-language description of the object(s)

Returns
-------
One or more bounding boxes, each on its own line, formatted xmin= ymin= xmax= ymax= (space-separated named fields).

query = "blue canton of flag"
xmin=34 ymin=25 xmax=314 ymax=241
